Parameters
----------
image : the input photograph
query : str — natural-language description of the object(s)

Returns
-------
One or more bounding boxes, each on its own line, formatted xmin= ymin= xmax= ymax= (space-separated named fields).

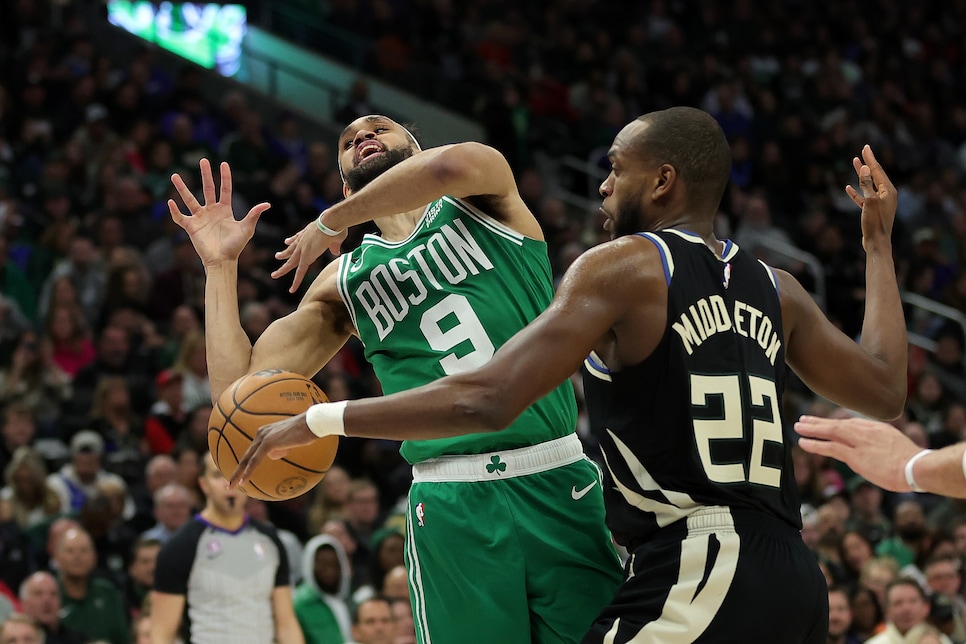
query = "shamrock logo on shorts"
xmin=486 ymin=455 xmax=506 ymax=475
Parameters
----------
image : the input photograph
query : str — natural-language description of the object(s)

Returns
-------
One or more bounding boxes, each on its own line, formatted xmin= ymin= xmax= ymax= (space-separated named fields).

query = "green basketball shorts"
xmin=403 ymin=434 xmax=623 ymax=643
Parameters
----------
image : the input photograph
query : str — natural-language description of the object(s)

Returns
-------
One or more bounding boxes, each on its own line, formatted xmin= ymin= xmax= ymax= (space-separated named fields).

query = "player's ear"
xmin=343 ymin=183 xmax=352 ymax=198
xmin=653 ymin=164 xmax=676 ymax=201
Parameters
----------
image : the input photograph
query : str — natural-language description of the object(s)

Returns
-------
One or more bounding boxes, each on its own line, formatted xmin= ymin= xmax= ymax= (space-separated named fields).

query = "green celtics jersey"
xmin=337 ymin=196 xmax=577 ymax=463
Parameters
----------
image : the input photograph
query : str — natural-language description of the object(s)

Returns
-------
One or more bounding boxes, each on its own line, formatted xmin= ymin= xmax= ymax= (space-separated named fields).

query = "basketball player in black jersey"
xmin=235 ymin=107 xmax=907 ymax=643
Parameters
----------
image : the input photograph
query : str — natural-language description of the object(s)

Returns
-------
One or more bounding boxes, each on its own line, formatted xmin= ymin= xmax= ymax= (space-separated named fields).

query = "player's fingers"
xmin=171 ymin=173 xmax=201 ymax=213
xmin=243 ymin=202 xmax=271 ymax=228
xmin=271 ymin=251 xmax=299 ymax=280
xmin=328 ymin=240 xmax=342 ymax=256
xmin=858 ymin=164 xmax=875 ymax=198
xmin=168 ymin=199 xmax=189 ymax=226
xmin=230 ymin=443 xmax=258 ymax=488
xmin=795 ymin=436 xmax=849 ymax=462
xmin=267 ymin=447 xmax=290 ymax=460
xmin=200 ymin=159 xmax=216 ymax=205
xmin=862 ymin=145 xmax=894 ymax=192
xmin=290 ymin=259 xmax=309 ymax=293
xmin=844 ymin=185 xmax=864 ymax=209
xmin=219 ymin=161 xmax=232 ymax=204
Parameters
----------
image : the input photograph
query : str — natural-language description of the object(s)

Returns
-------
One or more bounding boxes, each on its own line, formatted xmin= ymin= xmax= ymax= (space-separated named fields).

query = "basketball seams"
xmin=209 ymin=371 xmax=337 ymax=501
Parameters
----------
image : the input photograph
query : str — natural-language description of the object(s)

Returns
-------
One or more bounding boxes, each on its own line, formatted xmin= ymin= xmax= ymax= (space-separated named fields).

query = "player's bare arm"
xmin=230 ymin=238 xmax=664 ymax=487
xmin=275 ymin=118 xmax=542 ymax=290
xmin=170 ymin=159 xmax=353 ymax=402
xmin=780 ymin=145 xmax=906 ymax=419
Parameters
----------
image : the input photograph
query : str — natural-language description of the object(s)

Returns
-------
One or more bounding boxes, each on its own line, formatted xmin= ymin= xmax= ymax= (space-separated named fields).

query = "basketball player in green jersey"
xmin=168 ymin=115 xmax=622 ymax=644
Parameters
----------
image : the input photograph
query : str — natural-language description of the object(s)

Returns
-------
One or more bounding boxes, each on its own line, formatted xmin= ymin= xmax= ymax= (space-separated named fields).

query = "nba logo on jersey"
xmin=415 ymin=502 xmax=425 ymax=527
xmin=723 ymin=262 xmax=732 ymax=289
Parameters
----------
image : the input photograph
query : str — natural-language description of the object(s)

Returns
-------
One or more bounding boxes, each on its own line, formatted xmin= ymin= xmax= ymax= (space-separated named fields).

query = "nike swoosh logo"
xmin=571 ymin=480 xmax=598 ymax=500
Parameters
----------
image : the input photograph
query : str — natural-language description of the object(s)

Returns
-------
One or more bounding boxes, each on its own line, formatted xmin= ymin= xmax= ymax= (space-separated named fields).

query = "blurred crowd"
xmin=0 ymin=0 xmax=965 ymax=642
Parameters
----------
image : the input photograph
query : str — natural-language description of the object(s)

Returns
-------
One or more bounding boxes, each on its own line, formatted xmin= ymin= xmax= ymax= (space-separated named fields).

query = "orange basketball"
xmin=208 ymin=369 xmax=339 ymax=501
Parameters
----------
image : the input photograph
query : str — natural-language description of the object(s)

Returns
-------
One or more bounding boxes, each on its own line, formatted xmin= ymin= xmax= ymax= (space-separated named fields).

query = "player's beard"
xmin=612 ymin=189 xmax=649 ymax=238
xmin=344 ymin=146 xmax=414 ymax=192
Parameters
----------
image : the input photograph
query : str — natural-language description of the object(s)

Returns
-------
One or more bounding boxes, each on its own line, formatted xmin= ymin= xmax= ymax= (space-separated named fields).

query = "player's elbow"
xmin=455 ymin=384 xmax=519 ymax=433
xmin=428 ymin=143 xmax=503 ymax=197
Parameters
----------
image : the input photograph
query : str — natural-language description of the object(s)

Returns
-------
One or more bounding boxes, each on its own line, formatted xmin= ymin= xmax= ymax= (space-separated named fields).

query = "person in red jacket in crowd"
xmin=144 ymin=369 xmax=186 ymax=455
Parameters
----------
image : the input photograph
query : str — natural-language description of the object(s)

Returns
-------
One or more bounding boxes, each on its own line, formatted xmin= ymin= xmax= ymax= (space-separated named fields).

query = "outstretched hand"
xmin=273 ymin=214 xmax=348 ymax=293
xmin=794 ymin=415 xmax=916 ymax=492
xmin=229 ymin=411 xmax=317 ymax=489
xmin=843 ymin=145 xmax=897 ymax=252
xmin=168 ymin=159 xmax=271 ymax=266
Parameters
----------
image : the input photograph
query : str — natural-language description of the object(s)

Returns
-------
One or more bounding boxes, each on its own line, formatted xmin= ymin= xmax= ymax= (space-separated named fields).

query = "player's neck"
xmin=201 ymin=507 xmax=246 ymax=532
xmin=375 ymin=208 xmax=427 ymax=242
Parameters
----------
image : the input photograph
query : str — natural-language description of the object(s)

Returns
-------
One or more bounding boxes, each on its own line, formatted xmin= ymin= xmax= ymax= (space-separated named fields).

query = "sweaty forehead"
xmin=339 ymin=115 xmax=396 ymax=142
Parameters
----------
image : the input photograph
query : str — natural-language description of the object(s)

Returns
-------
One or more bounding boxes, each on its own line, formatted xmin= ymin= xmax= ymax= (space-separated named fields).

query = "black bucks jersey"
xmin=583 ymin=229 xmax=800 ymax=548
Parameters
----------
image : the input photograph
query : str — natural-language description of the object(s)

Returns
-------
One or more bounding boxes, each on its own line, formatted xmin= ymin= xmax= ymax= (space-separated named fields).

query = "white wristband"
xmin=961 ymin=447 xmax=966 ymax=484
xmin=316 ymin=214 xmax=344 ymax=237
xmin=305 ymin=401 xmax=348 ymax=438
xmin=904 ymin=449 xmax=933 ymax=493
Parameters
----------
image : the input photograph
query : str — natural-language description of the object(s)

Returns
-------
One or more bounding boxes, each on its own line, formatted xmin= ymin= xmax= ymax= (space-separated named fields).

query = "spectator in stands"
xmin=343 ymin=479 xmax=381 ymax=588
xmin=144 ymin=369 xmax=186 ymax=455
xmin=18 ymin=571 xmax=86 ymax=644
xmin=86 ymin=376 xmax=145 ymax=482
xmin=46 ymin=431 xmax=126 ymax=514
xmin=867 ymin=578 xmax=952 ymax=644
xmin=846 ymin=477 xmax=892 ymax=547
xmin=306 ymin=464 xmax=350 ymax=536
xmin=877 ymin=501 xmax=931 ymax=575
xmin=350 ymin=596 xmax=395 ymax=644
xmin=840 ymin=530 xmax=876 ymax=587
xmin=38 ymin=236 xmax=105 ymax=329
xmin=293 ymin=534 xmax=352 ymax=644
xmin=828 ymin=586 xmax=861 ymax=644
xmin=390 ymin=596 xmax=416 ymax=644
xmin=129 ymin=454 xmax=177 ymax=533
xmin=0 ymin=406 xmax=36 ymax=479
xmin=0 ymin=447 xmax=60 ymax=530
xmin=923 ymin=555 xmax=966 ymax=642
xmin=67 ymin=325 xmax=154 ymax=426
xmin=171 ymin=331 xmax=209 ymax=412
xmin=850 ymin=585 xmax=887 ymax=642
xmin=54 ymin=527 xmax=128 ymax=644
xmin=0 ymin=613 xmax=44 ymax=644
xmin=123 ymin=537 xmax=160 ymax=619
xmin=141 ymin=483 xmax=192 ymax=544
xmin=0 ymin=331 xmax=71 ymax=430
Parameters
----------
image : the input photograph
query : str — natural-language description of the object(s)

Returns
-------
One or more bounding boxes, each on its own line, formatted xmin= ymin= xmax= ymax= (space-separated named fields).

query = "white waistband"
xmin=411 ymin=434 xmax=584 ymax=483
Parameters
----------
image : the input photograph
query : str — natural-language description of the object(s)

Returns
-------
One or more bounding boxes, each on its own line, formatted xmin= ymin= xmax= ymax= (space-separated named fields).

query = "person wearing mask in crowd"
xmin=54 ymin=527 xmax=128 ymax=644
xmin=866 ymin=578 xmax=952 ymax=644
xmin=877 ymin=501 xmax=931 ymax=576
xmin=18 ymin=572 xmax=86 ymax=644
xmin=293 ymin=534 xmax=352 ymax=644
xmin=150 ymin=453 xmax=303 ymax=644
xmin=170 ymin=114 xmax=623 ymax=642
xmin=236 ymin=111 xmax=907 ymax=642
